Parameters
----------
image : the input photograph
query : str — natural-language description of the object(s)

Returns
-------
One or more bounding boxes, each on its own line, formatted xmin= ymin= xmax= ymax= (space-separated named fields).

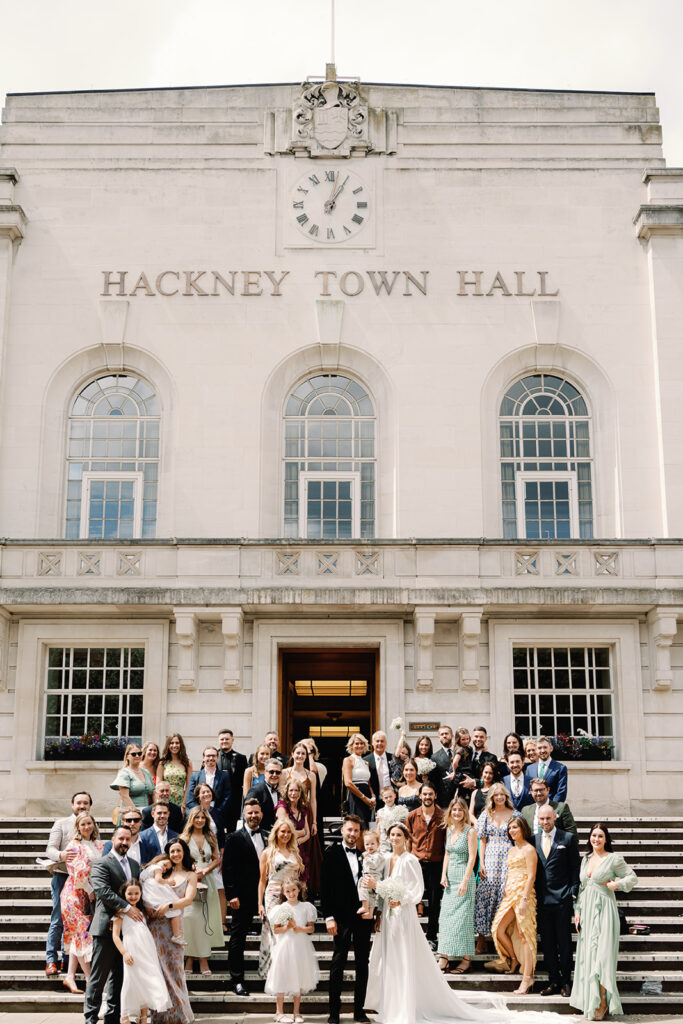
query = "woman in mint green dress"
xmin=571 ymin=823 xmax=637 ymax=1020
xmin=110 ymin=743 xmax=155 ymax=819
xmin=437 ymin=797 xmax=478 ymax=974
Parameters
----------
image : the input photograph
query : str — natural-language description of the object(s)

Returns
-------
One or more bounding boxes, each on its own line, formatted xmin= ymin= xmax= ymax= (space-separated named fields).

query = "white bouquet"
xmin=376 ymin=877 xmax=407 ymax=914
xmin=270 ymin=904 xmax=295 ymax=928
xmin=378 ymin=804 xmax=409 ymax=829
xmin=415 ymin=757 xmax=436 ymax=777
xmin=390 ymin=717 xmax=403 ymax=731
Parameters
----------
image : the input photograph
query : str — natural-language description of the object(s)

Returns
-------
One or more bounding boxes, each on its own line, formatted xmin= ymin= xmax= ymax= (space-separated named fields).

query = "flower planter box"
xmin=550 ymin=735 xmax=614 ymax=762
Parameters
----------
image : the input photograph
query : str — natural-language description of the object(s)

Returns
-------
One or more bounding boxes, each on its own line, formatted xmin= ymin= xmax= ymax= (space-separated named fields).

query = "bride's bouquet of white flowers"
xmin=378 ymin=804 xmax=409 ymax=829
xmin=415 ymin=756 xmax=436 ymax=777
xmin=270 ymin=903 xmax=295 ymax=927
xmin=376 ymin=877 xmax=407 ymax=914
xmin=390 ymin=717 xmax=403 ymax=731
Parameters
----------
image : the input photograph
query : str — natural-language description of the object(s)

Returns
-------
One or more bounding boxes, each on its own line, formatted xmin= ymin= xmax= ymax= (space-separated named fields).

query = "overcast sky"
xmin=1 ymin=0 xmax=682 ymax=164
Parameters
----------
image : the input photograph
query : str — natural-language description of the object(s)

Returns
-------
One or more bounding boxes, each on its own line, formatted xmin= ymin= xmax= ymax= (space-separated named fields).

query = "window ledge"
xmin=565 ymin=761 xmax=631 ymax=772
xmin=26 ymin=759 xmax=122 ymax=772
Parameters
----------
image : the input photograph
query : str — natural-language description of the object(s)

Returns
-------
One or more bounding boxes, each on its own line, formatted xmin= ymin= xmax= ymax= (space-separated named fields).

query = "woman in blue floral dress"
xmin=473 ymin=783 xmax=514 ymax=955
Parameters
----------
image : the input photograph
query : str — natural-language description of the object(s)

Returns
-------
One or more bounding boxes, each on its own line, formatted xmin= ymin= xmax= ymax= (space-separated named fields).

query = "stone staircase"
xmin=0 ymin=816 xmax=681 ymax=1016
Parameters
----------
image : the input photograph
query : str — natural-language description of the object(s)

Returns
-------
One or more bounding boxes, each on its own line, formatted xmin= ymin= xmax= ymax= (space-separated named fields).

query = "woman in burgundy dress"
xmin=275 ymin=778 xmax=311 ymax=885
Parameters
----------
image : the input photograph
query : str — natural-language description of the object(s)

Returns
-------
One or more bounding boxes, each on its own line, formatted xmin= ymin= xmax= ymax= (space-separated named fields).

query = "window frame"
xmin=298 ymin=470 xmax=361 ymax=539
xmin=515 ymin=470 xmax=579 ymax=540
xmin=79 ymin=471 xmax=144 ymax=540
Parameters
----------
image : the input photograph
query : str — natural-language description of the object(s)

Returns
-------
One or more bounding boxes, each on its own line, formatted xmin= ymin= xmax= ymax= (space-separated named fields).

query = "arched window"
xmin=499 ymin=373 xmax=592 ymax=539
xmin=65 ymin=374 xmax=160 ymax=539
xmin=283 ymin=373 xmax=375 ymax=539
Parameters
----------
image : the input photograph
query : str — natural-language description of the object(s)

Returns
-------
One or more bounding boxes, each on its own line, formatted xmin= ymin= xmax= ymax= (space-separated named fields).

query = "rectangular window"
xmin=516 ymin=471 xmax=578 ymax=540
xmin=44 ymin=646 xmax=144 ymax=744
xmin=512 ymin=645 xmax=613 ymax=743
xmin=80 ymin=472 xmax=143 ymax=539
xmin=298 ymin=472 xmax=360 ymax=539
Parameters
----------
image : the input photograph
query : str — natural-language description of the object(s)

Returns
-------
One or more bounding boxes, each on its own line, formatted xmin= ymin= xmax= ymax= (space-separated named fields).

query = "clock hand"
xmin=325 ymin=175 xmax=349 ymax=214
xmin=323 ymin=172 xmax=339 ymax=214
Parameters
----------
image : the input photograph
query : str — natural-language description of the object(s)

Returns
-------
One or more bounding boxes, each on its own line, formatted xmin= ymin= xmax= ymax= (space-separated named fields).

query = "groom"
xmin=321 ymin=814 xmax=373 ymax=1024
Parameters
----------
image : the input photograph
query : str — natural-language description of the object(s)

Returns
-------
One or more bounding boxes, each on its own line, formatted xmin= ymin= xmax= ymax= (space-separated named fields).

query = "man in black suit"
xmin=218 ymin=727 xmax=248 ymax=833
xmin=186 ymin=746 xmax=232 ymax=826
xmin=223 ymin=798 xmax=269 ymax=996
xmin=322 ymin=814 xmax=373 ymax=1024
xmin=247 ymin=730 xmax=287 ymax=769
xmin=432 ymin=724 xmax=456 ymax=807
xmin=84 ymin=825 xmax=142 ymax=1024
xmin=141 ymin=781 xmax=184 ymax=833
xmin=534 ymin=805 xmax=580 ymax=997
xmin=245 ymin=759 xmax=283 ymax=831
xmin=363 ymin=731 xmax=393 ymax=810
xmin=468 ymin=726 xmax=499 ymax=779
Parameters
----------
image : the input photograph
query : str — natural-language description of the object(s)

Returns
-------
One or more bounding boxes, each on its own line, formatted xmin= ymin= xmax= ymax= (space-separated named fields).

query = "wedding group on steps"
xmin=40 ymin=724 xmax=637 ymax=1024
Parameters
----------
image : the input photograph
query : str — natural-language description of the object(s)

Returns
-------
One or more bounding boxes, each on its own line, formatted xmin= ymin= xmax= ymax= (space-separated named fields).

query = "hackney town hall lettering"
xmin=100 ymin=269 xmax=559 ymax=299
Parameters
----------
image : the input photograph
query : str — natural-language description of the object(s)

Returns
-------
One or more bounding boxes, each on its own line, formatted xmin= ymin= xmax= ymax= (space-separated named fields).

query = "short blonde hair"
xmin=346 ymin=733 xmax=369 ymax=755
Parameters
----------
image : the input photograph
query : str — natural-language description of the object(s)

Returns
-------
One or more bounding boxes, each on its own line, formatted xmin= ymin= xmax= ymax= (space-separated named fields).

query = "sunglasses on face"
xmin=129 ymin=752 xmax=142 ymax=757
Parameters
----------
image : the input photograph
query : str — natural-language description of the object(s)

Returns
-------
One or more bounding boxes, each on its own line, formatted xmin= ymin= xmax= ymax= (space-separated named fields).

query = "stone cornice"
xmin=0 ymin=204 xmax=28 ymax=242
xmin=634 ymin=203 xmax=683 ymax=240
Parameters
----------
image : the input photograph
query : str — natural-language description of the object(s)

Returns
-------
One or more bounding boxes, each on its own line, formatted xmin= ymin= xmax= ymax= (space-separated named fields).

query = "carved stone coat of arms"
xmin=292 ymin=75 xmax=369 ymax=157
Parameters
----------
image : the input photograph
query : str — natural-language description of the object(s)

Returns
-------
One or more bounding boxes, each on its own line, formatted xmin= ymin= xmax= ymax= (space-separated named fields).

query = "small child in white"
xmin=357 ymin=829 xmax=386 ymax=918
xmin=375 ymin=787 xmax=409 ymax=851
xmin=112 ymin=878 xmax=171 ymax=1024
xmin=265 ymin=878 xmax=319 ymax=1023
xmin=140 ymin=855 xmax=185 ymax=945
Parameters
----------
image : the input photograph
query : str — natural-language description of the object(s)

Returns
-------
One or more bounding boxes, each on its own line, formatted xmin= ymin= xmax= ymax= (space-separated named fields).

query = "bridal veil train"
xmin=364 ymin=850 xmax=577 ymax=1024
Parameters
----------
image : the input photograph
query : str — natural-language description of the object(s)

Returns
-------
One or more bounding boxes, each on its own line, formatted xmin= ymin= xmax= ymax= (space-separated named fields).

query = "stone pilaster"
xmin=221 ymin=609 xmax=244 ymax=691
xmin=174 ymin=610 xmax=198 ymax=692
xmin=647 ymin=608 xmax=678 ymax=692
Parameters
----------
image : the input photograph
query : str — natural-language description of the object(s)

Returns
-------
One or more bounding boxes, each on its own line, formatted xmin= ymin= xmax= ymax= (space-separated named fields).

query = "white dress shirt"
xmin=376 ymin=752 xmax=390 ymax=790
xmin=153 ymin=825 xmax=168 ymax=850
xmin=248 ymin=828 xmax=265 ymax=857
xmin=511 ymin=775 xmax=523 ymax=798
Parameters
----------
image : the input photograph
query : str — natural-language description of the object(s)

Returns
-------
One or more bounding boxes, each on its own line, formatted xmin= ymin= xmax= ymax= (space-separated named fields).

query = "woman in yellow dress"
xmin=159 ymin=733 xmax=193 ymax=809
xmin=491 ymin=815 xmax=538 ymax=994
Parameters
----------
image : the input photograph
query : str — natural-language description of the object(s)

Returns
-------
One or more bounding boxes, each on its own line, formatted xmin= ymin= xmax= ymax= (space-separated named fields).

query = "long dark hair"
xmin=160 ymin=734 xmax=191 ymax=772
xmin=416 ymin=735 xmax=434 ymax=757
xmin=587 ymin=822 xmax=614 ymax=854
xmin=502 ymin=731 xmax=525 ymax=759
xmin=164 ymin=837 xmax=194 ymax=871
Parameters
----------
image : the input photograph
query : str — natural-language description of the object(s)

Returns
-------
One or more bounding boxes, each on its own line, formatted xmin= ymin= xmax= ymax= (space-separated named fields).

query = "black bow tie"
xmin=344 ymin=846 xmax=359 ymax=855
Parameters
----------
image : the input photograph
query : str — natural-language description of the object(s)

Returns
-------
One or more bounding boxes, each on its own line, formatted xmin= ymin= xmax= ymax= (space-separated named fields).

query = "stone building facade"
xmin=1 ymin=72 xmax=682 ymax=815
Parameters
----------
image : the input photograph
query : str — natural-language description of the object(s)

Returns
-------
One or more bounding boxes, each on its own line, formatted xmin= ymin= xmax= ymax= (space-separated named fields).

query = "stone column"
xmin=460 ymin=611 xmax=483 ymax=690
xmin=0 ymin=609 xmax=9 ymax=692
xmin=174 ymin=611 xmax=198 ymax=692
xmin=647 ymin=608 xmax=678 ymax=692
xmin=221 ymin=609 xmax=243 ymax=691
xmin=414 ymin=611 xmax=435 ymax=690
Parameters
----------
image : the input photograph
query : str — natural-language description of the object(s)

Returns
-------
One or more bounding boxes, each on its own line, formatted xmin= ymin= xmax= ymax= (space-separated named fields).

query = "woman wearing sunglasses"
xmin=110 ymin=743 xmax=156 ymax=822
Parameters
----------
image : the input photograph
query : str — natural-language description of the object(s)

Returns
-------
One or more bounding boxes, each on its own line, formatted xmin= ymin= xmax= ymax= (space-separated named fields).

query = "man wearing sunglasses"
xmin=102 ymin=808 xmax=144 ymax=863
xmin=244 ymin=760 xmax=283 ymax=831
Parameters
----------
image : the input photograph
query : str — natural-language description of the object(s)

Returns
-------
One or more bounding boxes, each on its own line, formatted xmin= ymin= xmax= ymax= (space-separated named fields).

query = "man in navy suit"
xmin=137 ymin=803 xmax=178 ymax=866
xmin=186 ymin=745 xmax=232 ymax=827
xmin=525 ymin=736 xmax=568 ymax=801
xmin=534 ymin=804 xmax=580 ymax=997
xmin=502 ymin=752 xmax=534 ymax=811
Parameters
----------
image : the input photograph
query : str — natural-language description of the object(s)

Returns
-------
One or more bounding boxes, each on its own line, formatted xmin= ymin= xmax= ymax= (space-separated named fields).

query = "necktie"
xmin=539 ymin=762 xmax=546 ymax=778
xmin=542 ymin=833 xmax=552 ymax=857
xmin=513 ymin=778 xmax=521 ymax=797
xmin=120 ymin=856 xmax=131 ymax=879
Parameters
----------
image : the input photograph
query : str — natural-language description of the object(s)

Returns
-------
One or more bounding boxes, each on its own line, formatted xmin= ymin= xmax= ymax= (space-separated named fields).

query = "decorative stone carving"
xmin=648 ymin=609 xmax=678 ymax=692
xmin=0 ymin=610 xmax=8 ymax=692
xmin=316 ymin=552 xmax=339 ymax=575
xmin=292 ymin=67 xmax=369 ymax=158
xmin=174 ymin=611 xmax=198 ymax=692
xmin=221 ymin=610 xmax=244 ymax=691
xmin=414 ymin=611 xmax=435 ymax=690
xmin=117 ymin=551 xmax=142 ymax=576
xmin=594 ymin=551 xmax=619 ymax=576
xmin=37 ymin=552 xmax=63 ymax=577
xmin=355 ymin=550 xmax=381 ymax=576
xmin=515 ymin=551 xmax=539 ymax=575
xmin=460 ymin=612 xmax=483 ymax=690
xmin=276 ymin=551 xmax=300 ymax=575
xmin=77 ymin=552 xmax=101 ymax=576
xmin=555 ymin=552 xmax=578 ymax=576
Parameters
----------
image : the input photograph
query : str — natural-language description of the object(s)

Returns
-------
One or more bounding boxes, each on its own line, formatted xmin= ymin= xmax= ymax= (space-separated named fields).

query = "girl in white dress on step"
xmin=266 ymin=877 xmax=319 ymax=1024
xmin=112 ymin=878 xmax=171 ymax=1024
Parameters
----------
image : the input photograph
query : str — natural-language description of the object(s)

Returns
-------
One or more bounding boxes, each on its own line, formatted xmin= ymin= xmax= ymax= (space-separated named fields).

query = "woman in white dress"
xmin=342 ymin=733 xmax=375 ymax=828
xmin=364 ymin=823 xmax=570 ymax=1024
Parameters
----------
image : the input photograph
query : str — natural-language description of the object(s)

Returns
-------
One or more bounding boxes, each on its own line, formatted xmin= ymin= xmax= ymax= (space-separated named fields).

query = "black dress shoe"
xmin=355 ymin=1014 xmax=372 ymax=1022
xmin=328 ymin=1016 xmax=340 ymax=1024
xmin=540 ymin=984 xmax=560 ymax=996
xmin=560 ymin=984 xmax=571 ymax=998
xmin=233 ymin=982 xmax=249 ymax=996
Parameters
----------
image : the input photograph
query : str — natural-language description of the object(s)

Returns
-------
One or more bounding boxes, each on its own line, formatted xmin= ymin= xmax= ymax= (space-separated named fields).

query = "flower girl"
xmin=376 ymin=786 xmax=408 ymax=851
xmin=266 ymin=878 xmax=319 ymax=1023
xmin=112 ymin=879 xmax=171 ymax=1024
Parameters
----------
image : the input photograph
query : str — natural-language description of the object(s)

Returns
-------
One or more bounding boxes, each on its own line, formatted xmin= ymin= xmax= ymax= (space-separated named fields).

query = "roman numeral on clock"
xmin=357 ymin=202 xmax=368 ymax=209
xmin=351 ymin=214 xmax=364 ymax=225
xmin=293 ymin=201 xmax=304 ymax=209
xmin=327 ymin=228 xmax=335 ymax=240
xmin=308 ymin=174 xmax=320 ymax=185
xmin=297 ymin=214 xmax=309 ymax=225
xmin=325 ymin=171 xmax=336 ymax=182
xmin=352 ymin=186 xmax=363 ymax=195
xmin=309 ymin=224 xmax=319 ymax=237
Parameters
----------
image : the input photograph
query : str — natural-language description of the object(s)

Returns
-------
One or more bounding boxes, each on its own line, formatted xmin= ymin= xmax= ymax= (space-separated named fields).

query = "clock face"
xmin=290 ymin=168 xmax=370 ymax=244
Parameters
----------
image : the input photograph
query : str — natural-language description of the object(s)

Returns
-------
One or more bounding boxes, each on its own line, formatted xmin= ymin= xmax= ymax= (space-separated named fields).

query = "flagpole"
xmin=330 ymin=0 xmax=335 ymax=66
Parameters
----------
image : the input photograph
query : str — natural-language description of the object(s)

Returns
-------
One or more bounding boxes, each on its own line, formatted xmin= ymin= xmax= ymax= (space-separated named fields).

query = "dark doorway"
xmin=279 ymin=648 xmax=377 ymax=818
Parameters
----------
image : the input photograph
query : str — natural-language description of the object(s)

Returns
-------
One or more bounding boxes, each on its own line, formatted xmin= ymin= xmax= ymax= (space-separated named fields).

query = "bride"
xmin=363 ymin=822 xmax=572 ymax=1024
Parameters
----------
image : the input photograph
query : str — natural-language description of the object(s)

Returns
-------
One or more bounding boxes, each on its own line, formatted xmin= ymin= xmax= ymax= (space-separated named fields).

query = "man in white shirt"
xmin=364 ymin=731 xmax=394 ymax=809
xmin=223 ymin=798 xmax=270 ymax=996
xmin=44 ymin=790 xmax=93 ymax=976
xmin=502 ymin=752 xmax=534 ymax=811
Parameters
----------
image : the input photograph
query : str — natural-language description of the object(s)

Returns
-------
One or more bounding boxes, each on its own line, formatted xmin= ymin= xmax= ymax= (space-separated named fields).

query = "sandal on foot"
xmin=437 ymin=955 xmax=449 ymax=973
xmin=451 ymin=957 xmax=471 ymax=974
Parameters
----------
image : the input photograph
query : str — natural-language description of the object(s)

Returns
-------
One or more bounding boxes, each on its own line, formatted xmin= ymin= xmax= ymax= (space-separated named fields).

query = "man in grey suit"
xmin=44 ymin=790 xmax=92 ymax=976
xmin=521 ymin=778 xmax=577 ymax=836
xmin=83 ymin=825 xmax=142 ymax=1024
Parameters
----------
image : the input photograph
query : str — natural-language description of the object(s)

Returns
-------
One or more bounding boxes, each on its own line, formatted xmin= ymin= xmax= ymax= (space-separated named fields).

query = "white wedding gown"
xmin=365 ymin=852 xmax=575 ymax=1024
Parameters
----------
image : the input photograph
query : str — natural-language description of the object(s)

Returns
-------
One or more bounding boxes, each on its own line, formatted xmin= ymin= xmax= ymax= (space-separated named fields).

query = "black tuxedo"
xmin=223 ymin=824 xmax=269 ymax=983
xmin=218 ymin=748 xmax=248 ymax=832
xmin=321 ymin=842 xmax=373 ymax=1018
xmin=245 ymin=780 xmax=280 ymax=832
xmin=363 ymin=750 xmax=394 ymax=808
xmin=432 ymin=745 xmax=456 ymax=807
xmin=469 ymin=749 xmax=499 ymax=779
xmin=84 ymin=852 xmax=141 ymax=1024
xmin=534 ymin=828 xmax=580 ymax=988
xmin=141 ymin=799 xmax=184 ymax=834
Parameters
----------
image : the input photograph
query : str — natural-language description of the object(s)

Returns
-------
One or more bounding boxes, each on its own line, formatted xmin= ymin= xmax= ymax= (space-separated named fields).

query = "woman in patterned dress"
xmin=159 ymin=734 xmax=192 ymax=809
xmin=474 ymin=783 xmax=514 ymax=954
xmin=146 ymin=838 xmax=196 ymax=1024
xmin=437 ymin=797 xmax=477 ymax=975
xmin=491 ymin=815 xmax=538 ymax=993
xmin=60 ymin=812 xmax=104 ymax=993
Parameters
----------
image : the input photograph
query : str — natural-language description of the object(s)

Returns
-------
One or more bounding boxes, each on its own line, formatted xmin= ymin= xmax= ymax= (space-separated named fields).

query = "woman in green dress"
xmin=110 ymin=742 xmax=155 ymax=819
xmin=181 ymin=807 xmax=225 ymax=975
xmin=159 ymin=734 xmax=193 ymax=809
xmin=436 ymin=797 xmax=478 ymax=974
xmin=571 ymin=822 xmax=637 ymax=1020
